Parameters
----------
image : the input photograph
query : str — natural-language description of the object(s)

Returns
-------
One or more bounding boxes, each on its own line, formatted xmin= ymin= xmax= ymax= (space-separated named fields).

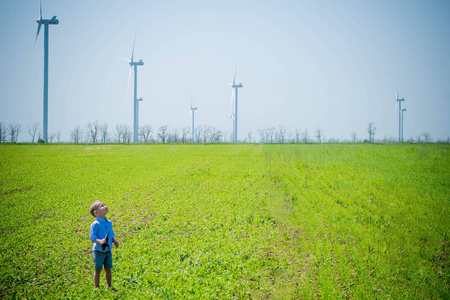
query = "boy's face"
xmin=94 ymin=202 xmax=109 ymax=218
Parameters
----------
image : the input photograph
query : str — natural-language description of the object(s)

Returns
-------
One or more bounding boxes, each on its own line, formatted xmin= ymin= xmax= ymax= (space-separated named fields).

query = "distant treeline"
xmin=0 ymin=121 xmax=446 ymax=144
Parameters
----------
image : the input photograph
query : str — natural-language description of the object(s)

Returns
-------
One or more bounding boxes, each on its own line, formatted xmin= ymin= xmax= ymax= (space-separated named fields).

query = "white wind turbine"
xmin=190 ymin=96 xmax=197 ymax=143
xmin=227 ymin=62 xmax=243 ymax=143
xmin=124 ymin=33 xmax=144 ymax=143
xmin=35 ymin=0 xmax=59 ymax=143
xmin=396 ymin=90 xmax=406 ymax=143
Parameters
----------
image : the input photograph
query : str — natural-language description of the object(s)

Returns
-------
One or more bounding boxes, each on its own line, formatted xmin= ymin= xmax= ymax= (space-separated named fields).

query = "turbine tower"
xmin=125 ymin=34 xmax=144 ymax=143
xmin=396 ymin=92 xmax=405 ymax=143
xmin=190 ymin=97 xmax=197 ymax=143
xmin=35 ymin=0 xmax=58 ymax=143
xmin=401 ymin=108 xmax=406 ymax=141
xmin=228 ymin=63 xmax=243 ymax=143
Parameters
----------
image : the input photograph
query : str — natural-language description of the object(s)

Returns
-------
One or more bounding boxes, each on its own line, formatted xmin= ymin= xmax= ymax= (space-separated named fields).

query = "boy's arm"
xmin=90 ymin=223 xmax=106 ymax=245
xmin=112 ymin=237 xmax=120 ymax=248
xmin=93 ymin=238 xmax=107 ymax=244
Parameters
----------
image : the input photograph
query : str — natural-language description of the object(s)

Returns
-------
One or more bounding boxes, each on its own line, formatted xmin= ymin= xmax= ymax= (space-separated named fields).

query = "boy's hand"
xmin=113 ymin=240 xmax=120 ymax=248
xmin=99 ymin=238 xmax=107 ymax=245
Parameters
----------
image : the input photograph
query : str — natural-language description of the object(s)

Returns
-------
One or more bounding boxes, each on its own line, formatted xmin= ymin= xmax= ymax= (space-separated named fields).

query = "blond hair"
xmin=89 ymin=201 xmax=104 ymax=217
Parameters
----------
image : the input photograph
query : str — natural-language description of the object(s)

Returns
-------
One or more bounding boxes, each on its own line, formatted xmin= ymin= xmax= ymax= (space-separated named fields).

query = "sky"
xmin=0 ymin=0 xmax=449 ymax=142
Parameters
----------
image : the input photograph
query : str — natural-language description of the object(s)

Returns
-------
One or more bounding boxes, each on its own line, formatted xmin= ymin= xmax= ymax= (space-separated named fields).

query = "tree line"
xmin=68 ymin=122 xmax=225 ymax=144
xmin=0 ymin=121 xmax=444 ymax=144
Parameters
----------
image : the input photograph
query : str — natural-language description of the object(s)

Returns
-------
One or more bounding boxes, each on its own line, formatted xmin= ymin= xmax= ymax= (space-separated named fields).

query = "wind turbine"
xmin=35 ymin=0 xmax=58 ymax=143
xmin=124 ymin=33 xmax=144 ymax=143
xmin=190 ymin=97 xmax=197 ymax=143
xmin=396 ymin=91 xmax=405 ymax=143
xmin=401 ymin=108 xmax=406 ymax=141
xmin=227 ymin=62 xmax=243 ymax=143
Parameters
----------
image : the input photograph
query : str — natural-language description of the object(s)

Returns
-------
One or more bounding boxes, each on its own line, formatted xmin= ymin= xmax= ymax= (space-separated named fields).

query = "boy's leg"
xmin=104 ymin=252 xmax=113 ymax=288
xmin=105 ymin=269 xmax=112 ymax=288
xmin=93 ymin=251 xmax=106 ymax=289
xmin=94 ymin=270 xmax=101 ymax=288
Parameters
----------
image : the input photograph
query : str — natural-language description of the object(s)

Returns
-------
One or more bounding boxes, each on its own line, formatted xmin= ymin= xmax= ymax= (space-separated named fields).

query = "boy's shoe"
xmin=107 ymin=287 xmax=118 ymax=292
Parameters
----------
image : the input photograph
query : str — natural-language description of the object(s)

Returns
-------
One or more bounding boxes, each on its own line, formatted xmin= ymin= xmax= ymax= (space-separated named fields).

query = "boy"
xmin=89 ymin=201 xmax=120 ymax=290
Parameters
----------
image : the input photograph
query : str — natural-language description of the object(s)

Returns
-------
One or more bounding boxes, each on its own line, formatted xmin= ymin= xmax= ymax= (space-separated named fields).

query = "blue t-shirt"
xmin=90 ymin=217 xmax=115 ymax=252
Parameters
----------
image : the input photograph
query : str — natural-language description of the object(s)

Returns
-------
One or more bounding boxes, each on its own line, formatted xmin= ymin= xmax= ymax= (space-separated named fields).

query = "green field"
xmin=0 ymin=144 xmax=449 ymax=299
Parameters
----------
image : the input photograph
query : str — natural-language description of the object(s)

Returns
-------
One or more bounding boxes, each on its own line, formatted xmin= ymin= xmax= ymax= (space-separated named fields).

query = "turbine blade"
xmin=394 ymin=101 xmax=398 ymax=120
xmin=131 ymin=32 xmax=136 ymax=63
xmin=126 ymin=68 xmax=132 ymax=99
xmin=229 ymin=88 xmax=235 ymax=117
xmin=35 ymin=0 xmax=42 ymax=44
xmin=124 ymin=57 xmax=131 ymax=63
xmin=35 ymin=24 xmax=41 ymax=43
xmin=233 ymin=60 xmax=238 ymax=85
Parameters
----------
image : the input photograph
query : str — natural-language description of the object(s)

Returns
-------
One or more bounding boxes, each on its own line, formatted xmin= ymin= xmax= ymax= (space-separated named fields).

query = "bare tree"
xmin=257 ymin=128 xmax=268 ymax=143
xmin=115 ymin=124 xmax=125 ymax=143
xmin=49 ymin=133 xmax=56 ymax=143
xmin=139 ymin=125 xmax=152 ymax=143
xmin=15 ymin=125 xmax=22 ymax=143
xmin=158 ymin=125 xmax=168 ymax=143
xmin=168 ymin=128 xmax=179 ymax=143
xmin=71 ymin=126 xmax=82 ymax=144
xmin=367 ymin=122 xmax=376 ymax=143
xmin=278 ymin=125 xmax=287 ymax=143
xmin=247 ymin=132 xmax=252 ymax=143
xmin=8 ymin=124 xmax=21 ymax=143
xmin=423 ymin=132 xmax=432 ymax=143
xmin=100 ymin=123 xmax=109 ymax=143
xmin=286 ymin=131 xmax=293 ymax=143
xmin=123 ymin=125 xmax=132 ymax=143
xmin=315 ymin=128 xmax=323 ymax=143
xmin=86 ymin=121 xmax=100 ymax=144
xmin=202 ymin=126 xmax=220 ymax=143
xmin=180 ymin=127 xmax=190 ymax=143
xmin=302 ymin=129 xmax=310 ymax=143
xmin=294 ymin=128 xmax=302 ymax=143
xmin=0 ymin=122 xmax=6 ymax=143
xmin=213 ymin=129 xmax=223 ymax=143
xmin=203 ymin=126 xmax=214 ymax=143
xmin=194 ymin=127 xmax=202 ymax=143
xmin=267 ymin=127 xmax=276 ymax=143
xmin=28 ymin=123 xmax=39 ymax=143
xmin=57 ymin=130 xmax=61 ymax=143
xmin=351 ymin=132 xmax=357 ymax=143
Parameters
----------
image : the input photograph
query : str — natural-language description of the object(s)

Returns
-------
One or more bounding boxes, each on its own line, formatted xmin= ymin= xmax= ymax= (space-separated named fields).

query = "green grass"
xmin=263 ymin=144 xmax=449 ymax=299
xmin=0 ymin=144 xmax=448 ymax=299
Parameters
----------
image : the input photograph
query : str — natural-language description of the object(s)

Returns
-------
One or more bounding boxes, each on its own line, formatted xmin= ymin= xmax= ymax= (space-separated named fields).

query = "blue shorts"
xmin=93 ymin=251 xmax=113 ymax=270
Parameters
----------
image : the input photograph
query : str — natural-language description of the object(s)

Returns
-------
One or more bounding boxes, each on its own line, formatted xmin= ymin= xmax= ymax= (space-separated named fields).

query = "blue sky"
xmin=0 ymin=0 xmax=449 ymax=142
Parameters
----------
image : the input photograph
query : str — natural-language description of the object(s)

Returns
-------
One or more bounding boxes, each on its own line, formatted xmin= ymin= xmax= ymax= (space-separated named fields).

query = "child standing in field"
xmin=89 ymin=201 xmax=120 ymax=290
